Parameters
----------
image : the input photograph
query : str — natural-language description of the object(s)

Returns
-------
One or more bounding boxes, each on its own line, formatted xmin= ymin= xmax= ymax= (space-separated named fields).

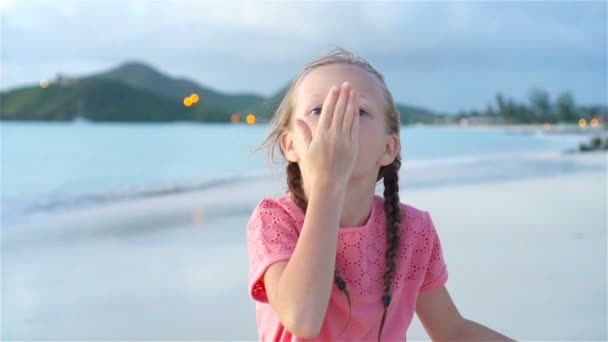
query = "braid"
xmin=378 ymin=156 xmax=402 ymax=342
xmin=258 ymin=47 xmax=403 ymax=340
xmin=286 ymin=162 xmax=308 ymax=211
xmin=285 ymin=157 xmax=402 ymax=342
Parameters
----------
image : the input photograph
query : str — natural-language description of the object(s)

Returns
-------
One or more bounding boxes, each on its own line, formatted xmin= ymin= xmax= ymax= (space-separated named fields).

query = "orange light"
xmin=231 ymin=113 xmax=241 ymax=123
xmin=39 ymin=79 xmax=49 ymax=88
xmin=246 ymin=114 xmax=256 ymax=124
xmin=578 ymin=118 xmax=587 ymax=128
xmin=590 ymin=118 xmax=599 ymax=127
xmin=190 ymin=93 xmax=199 ymax=103
xmin=191 ymin=208 xmax=205 ymax=225
xmin=183 ymin=97 xmax=193 ymax=107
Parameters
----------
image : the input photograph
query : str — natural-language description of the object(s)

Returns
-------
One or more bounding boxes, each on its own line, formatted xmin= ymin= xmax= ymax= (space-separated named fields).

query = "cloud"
xmin=1 ymin=0 xmax=606 ymax=112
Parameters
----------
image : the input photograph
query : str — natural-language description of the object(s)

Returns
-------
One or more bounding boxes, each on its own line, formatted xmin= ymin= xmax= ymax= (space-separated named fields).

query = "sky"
xmin=1 ymin=0 xmax=606 ymax=113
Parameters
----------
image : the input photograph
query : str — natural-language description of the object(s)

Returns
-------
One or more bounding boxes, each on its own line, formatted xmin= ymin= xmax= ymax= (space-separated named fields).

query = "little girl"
xmin=246 ymin=48 xmax=513 ymax=341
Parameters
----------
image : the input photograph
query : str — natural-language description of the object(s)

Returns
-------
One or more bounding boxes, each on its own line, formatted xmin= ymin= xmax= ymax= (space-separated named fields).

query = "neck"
xmin=338 ymin=174 xmax=378 ymax=228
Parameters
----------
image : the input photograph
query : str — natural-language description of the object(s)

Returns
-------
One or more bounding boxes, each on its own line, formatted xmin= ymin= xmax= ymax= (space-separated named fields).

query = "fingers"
xmin=351 ymin=102 xmax=360 ymax=141
xmin=295 ymin=118 xmax=313 ymax=149
xmin=331 ymin=82 xmax=350 ymax=131
xmin=342 ymin=89 xmax=356 ymax=136
xmin=318 ymin=86 xmax=339 ymax=130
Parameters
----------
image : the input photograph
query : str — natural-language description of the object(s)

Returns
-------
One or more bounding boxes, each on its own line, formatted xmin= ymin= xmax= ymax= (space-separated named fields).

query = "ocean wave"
xmin=4 ymin=149 xmax=602 ymax=229
xmin=27 ymin=151 xmax=557 ymax=212
xmin=403 ymin=150 xmax=565 ymax=170
xmin=27 ymin=172 xmax=272 ymax=214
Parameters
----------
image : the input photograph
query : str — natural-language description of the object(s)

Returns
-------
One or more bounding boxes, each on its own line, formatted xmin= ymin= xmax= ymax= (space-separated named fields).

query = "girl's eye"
xmin=311 ymin=107 xmax=322 ymax=115
xmin=310 ymin=107 xmax=368 ymax=116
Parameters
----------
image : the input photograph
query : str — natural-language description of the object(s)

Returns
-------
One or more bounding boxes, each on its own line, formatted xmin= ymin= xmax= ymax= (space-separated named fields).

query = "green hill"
xmin=0 ymin=61 xmax=443 ymax=124
xmin=241 ymin=83 xmax=290 ymax=122
xmin=86 ymin=61 xmax=264 ymax=113
xmin=1 ymin=78 xmax=195 ymax=122
xmin=397 ymin=104 xmax=444 ymax=124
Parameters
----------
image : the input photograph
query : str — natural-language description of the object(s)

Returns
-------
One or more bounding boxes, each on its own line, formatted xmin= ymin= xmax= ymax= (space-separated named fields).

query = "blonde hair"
xmin=261 ymin=47 xmax=401 ymax=162
xmin=260 ymin=47 xmax=403 ymax=341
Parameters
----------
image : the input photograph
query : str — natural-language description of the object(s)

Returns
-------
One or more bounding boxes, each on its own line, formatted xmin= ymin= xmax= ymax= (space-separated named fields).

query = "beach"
xmin=405 ymin=157 xmax=606 ymax=341
xmin=2 ymin=0 xmax=607 ymax=339
xmin=2 ymin=150 xmax=606 ymax=340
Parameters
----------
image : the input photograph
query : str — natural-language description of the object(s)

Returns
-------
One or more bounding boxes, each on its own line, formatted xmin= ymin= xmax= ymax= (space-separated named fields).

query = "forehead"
xmin=294 ymin=64 xmax=385 ymax=108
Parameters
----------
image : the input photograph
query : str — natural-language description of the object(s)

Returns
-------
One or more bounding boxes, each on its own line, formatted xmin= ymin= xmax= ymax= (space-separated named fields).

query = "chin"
xmin=348 ymin=166 xmax=381 ymax=184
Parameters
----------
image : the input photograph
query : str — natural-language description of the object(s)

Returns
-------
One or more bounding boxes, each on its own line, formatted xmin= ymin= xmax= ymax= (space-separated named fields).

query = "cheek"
xmin=292 ymin=116 xmax=320 ymax=152
xmin=357 ymin=120 xmax=384 ymax=148
xmin=356 ymin=120 xmax=388 ymax=162
xmin=303 ymin=116 xmax=320 ymax=134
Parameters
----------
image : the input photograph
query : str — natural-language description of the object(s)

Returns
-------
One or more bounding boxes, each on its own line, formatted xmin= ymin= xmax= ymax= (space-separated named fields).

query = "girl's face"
xmin=283 ymin=63 xmax=399 ymax=182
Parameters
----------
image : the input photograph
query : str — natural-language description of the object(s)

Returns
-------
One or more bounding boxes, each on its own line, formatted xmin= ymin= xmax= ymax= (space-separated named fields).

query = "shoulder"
xmin=398 ymin=201 xmax=430 ymax=226
xmin=398 ymin=201 xmax=437 ymax=239
xmin=247 ymin=193 xmax=304 ymax=230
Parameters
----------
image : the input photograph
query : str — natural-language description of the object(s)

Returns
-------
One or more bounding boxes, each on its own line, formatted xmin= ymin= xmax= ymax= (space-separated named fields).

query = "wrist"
xmin=308 ymin=179 xmax=347 ymax=202
xmin=310 ymin=178 xmax=347 ymax=193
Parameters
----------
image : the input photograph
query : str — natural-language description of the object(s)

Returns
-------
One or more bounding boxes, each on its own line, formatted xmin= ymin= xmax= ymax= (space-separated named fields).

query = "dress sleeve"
xmin=419 ymin=211 xmax=448 ymax=292
xmin=246 ymin=198 xmax=300 ymax=302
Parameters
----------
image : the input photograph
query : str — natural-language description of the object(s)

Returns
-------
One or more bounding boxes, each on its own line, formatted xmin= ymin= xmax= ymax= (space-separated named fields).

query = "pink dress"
xmin=246 ymin=193 xmax=448 ymax=341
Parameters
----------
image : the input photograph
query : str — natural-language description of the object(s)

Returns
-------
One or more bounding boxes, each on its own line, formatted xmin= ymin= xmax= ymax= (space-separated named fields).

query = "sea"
xmin=0 ymin=121 xmax=598 ymax=228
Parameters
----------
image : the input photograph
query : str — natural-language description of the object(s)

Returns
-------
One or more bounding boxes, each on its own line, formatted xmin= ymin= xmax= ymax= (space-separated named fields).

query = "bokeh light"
xmin=578 ymin=118 xmax=587 ymax=128
xmin=231 ymin=113 xmax=241 ymax=123
xmin=590 ymin=118 xmax=599 ymax=127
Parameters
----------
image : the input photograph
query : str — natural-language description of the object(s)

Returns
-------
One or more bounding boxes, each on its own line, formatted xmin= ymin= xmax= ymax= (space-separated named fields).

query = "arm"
xmin=263 ymin=83 xmax=359 ymax=338
xmin=416 ymin=286 xmax=516 ymax=341
xmin=263 ymin=184 xmax=344 ymax=338
xmin=453 ymin=319 xmax=515 ymax=341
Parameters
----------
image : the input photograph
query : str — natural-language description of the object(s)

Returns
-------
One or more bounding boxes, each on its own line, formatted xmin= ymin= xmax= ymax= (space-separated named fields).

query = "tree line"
xmin=454 ymin=89 xmax=605 ymax=124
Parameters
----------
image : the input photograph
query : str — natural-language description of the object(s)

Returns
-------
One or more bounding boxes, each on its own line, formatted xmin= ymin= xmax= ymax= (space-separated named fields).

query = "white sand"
xmin=2 ymin=152 xmax=606 ymax=340
xmin=404 ymin=168 xmax=607 ymax=341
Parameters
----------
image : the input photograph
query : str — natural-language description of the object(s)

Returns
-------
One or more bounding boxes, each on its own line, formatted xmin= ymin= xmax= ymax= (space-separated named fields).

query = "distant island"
xmin=0 ymin=62 xmax=442 ymax=125
xmin=1 ymin=61 xmax=606 ymax=125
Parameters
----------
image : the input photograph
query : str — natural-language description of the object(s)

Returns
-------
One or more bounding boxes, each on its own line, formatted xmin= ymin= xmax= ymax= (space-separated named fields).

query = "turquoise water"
xmin=0 ymin=122 xmax=584 ymax=227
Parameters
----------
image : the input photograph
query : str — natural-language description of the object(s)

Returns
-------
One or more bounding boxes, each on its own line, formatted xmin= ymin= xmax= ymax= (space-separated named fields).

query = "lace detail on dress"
xmin=420 ymin=211 xmax=447 ymax=290
xmin=247 ymin=198 xmax=300 ymax=302
xmin=247 ymin=195 xmax=447 ymax=302
xmin=249 ymin=199 xmax=299 ymax=262
xmin=335 ymin=200 xmax=446 ymax=296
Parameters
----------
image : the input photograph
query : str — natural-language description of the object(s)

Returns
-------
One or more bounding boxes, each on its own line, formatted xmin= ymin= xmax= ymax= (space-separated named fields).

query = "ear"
xmin=378 ymin=134 xmax=400 ymax=166
xmin=280 ymin=130 xmax=299 ymax=163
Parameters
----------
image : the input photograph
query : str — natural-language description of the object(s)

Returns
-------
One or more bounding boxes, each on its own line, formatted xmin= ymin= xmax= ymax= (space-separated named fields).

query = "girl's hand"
xmin=295 ymin=82 xmax=360 ymax=191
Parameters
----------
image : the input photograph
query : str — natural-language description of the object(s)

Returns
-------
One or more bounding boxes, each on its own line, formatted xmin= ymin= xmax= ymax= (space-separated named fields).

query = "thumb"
xmin=295 ymin=118 xmax=313 ymax=149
